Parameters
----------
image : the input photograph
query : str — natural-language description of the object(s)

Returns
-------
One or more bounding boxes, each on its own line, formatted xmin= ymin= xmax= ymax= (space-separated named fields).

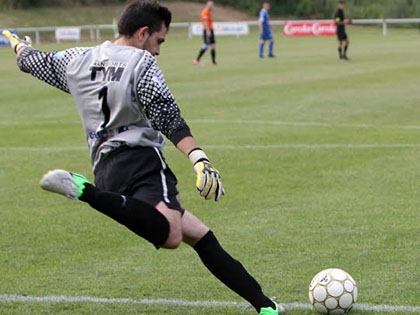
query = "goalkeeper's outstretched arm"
xmin=16 ymin=47 xmax=90 ymax=93
xmin=3 ymin=30 xmax=89 ymax=93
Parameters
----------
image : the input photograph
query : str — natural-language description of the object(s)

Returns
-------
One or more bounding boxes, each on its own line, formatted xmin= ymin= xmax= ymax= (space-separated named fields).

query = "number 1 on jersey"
xmin=99 ymin=86 xmax=110 ymax=128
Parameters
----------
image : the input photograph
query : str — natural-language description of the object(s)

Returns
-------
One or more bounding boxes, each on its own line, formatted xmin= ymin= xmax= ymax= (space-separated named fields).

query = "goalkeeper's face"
xmin=141 ymin=23 xmax=168 ymax=56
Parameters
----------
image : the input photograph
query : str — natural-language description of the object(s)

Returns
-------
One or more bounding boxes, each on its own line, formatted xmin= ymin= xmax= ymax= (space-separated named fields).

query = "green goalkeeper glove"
xmin=2 ymin=30 xmax=32 ymax=54
xmin=189 ymin=148 xmax=224 ymax=201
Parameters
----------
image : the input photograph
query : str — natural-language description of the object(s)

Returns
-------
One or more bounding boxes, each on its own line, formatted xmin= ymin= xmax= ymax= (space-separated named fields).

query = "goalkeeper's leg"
xmin=182 ymin=211 xmax=284 ymax=314
xmin=40 ymin=170 xmax=181 ymax=249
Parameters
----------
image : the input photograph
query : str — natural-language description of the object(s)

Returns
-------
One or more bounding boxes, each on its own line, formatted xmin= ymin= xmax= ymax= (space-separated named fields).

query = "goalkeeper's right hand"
xmin=2 ymin=30 xmax=32 ymax=54
xmin=188 ymin=148 xmax=224 ymax=201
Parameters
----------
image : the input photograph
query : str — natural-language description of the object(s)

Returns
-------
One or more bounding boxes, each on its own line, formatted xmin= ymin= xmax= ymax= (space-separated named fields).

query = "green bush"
xmin=177 ymin=0 xmax=420 ymax=19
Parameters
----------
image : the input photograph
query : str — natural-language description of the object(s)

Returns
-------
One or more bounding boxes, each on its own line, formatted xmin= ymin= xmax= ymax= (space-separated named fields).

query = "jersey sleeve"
xmin=17 ymin=46 xmax=90 ymax=93
xmin=136 ymin=60 xmax=192 ymax=145
xmin=259 ymin=10 xmax=264 ymax=23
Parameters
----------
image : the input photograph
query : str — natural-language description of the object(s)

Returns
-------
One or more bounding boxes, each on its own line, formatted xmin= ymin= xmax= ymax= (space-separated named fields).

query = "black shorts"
xmin=94 ymin=146 xmax=184 ymax=214
xmin=203 ymin=29 xmax=216 ymax=45
xmin=337 ymin=29 xmax=348 ymax=41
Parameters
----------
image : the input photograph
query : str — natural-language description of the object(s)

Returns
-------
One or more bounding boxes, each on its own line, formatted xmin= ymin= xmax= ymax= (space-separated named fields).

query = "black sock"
xmin=194 ymin=231 xmax=275 ymax=312
xmin=197 ymin=48 xmax=206 ymax=61
xmin=80 ymin=184 xmax=169 ymax=246
xmin=344 ymin=45 xmax=348 ymax=57
xmin=338 ymin=47 xmax=343 ymax=58
xmin=211 ymin=48 xmax=216 ymax=64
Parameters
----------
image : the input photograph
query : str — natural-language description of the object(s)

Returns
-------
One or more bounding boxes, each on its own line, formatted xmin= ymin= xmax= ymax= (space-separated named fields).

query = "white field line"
xmin=189 ymin=119 xmax=420 ymax=130
xmin=202 ymin=144 xmax=420 ymax=149
xmin=0 ymin=295 xmax=419 ymax=313
xmin=0 ymin=121 xmax=80 ymax=126
xmin=3 ymin=119 xmax=420 ymax=130
xmin=2 ymin=144 xmax=420 ymax=152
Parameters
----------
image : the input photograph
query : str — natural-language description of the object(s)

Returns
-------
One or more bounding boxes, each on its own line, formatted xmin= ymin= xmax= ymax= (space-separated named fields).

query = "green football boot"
xmin=40 ymin=169 xmax=90 ymax=200
xmin=259 ymin=302 xmax=286 ymax=314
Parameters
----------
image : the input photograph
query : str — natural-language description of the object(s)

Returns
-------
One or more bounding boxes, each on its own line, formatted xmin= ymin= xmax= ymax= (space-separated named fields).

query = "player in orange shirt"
xmin=194 ymin=1 xmax=217 ymax=65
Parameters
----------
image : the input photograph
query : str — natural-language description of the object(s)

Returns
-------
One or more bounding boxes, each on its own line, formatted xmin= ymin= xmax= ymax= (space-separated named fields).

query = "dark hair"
xmin=338 ymin=0 xmax=345 ymax=3
xmin=118 ymin=0 xmax=172 ymax=37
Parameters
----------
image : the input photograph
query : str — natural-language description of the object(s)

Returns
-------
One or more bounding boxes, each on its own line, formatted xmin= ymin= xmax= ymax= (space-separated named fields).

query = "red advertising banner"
xmin=283 ymin=21 xmax=337 ymax=37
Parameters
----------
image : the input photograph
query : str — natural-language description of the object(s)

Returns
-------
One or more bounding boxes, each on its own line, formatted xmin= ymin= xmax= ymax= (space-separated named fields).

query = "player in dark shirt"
xmin=335 ymin=0 xmax=351 ymax=61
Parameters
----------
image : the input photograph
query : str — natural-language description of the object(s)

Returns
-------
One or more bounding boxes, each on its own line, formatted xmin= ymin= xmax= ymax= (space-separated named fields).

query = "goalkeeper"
xmin=3 ymin=1 xmax=284 ymax=314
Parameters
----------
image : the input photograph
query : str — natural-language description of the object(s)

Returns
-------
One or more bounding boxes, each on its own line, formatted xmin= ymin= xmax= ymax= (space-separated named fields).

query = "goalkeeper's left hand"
xmin=2 ymin=30 xmax=32 ymax=54
xmin=189 ymin=148 xmax=224 ymax=201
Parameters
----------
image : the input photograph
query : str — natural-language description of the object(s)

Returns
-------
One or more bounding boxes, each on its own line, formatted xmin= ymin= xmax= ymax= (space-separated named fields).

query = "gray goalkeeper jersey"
xmin=17 ymin=41 xmax=191 ymax=171
xmin=66 ymin=42 xmax=164 ymax=168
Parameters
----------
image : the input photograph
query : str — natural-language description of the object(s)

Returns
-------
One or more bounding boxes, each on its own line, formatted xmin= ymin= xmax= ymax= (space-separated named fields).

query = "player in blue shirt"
xmin=259 ymin=2 xmax=275 ymax=58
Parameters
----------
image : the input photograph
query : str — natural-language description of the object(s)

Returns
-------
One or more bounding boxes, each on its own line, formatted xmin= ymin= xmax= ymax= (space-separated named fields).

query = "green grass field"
xmin=0 ymin=1 xmax=250 ymax=28
xmin=0 ymin=26 xmax=420 ymax=314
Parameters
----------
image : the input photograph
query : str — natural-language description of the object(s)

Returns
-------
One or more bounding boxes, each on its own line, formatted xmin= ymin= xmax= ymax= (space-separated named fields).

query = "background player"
xmin=193 ymin=0 xmax=217 ymax=65
xmin=335 ymin=0 xmax=351 ymax=61
xmin=3 ymin=0 xmax=283 ymax=314
xmin=259 ymin=2 xmax=275 ymax=58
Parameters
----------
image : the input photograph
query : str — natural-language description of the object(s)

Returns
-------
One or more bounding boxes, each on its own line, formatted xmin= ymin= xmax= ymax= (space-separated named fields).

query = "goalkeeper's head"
xmin=117 ymin=0 xmax=172 ymax=56
xmin=338 ymin=0 xmax=345 ymax=8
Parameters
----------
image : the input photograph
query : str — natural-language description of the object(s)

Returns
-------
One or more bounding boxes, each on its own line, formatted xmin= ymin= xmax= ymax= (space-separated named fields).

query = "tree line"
xmin=2 ymin=0 xmax=420 ymax=19
xmin=206 ymin=0 xmax=420 ymax=19
xmin=0 ymin=0 xmax=124 ymax=9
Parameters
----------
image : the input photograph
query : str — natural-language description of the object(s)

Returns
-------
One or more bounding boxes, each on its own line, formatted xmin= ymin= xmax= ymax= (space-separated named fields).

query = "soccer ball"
xmin=308 ymin=268 xmax=358 ymax=314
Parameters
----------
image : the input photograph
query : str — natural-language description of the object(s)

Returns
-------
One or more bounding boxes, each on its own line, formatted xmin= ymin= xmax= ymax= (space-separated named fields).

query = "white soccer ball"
xmin=308 ymin=268 xmax=358 ymax=314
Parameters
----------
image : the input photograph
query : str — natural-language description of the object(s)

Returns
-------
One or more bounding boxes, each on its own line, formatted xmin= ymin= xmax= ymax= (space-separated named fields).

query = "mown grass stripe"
xmin=3 ymin=119 xmax=420 ymax=130
xmin=2 ymin=144 xmax=420 ymax=152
